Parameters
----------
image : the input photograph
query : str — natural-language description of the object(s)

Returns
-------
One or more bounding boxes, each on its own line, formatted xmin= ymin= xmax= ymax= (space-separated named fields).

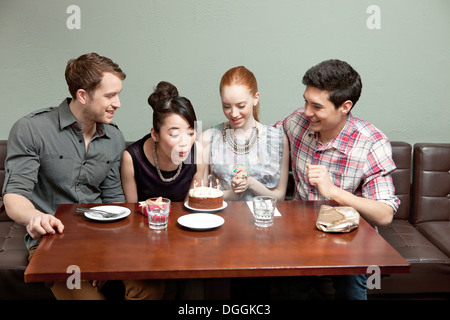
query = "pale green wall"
xmin=1 ymin=0 xmax=449 ymax=145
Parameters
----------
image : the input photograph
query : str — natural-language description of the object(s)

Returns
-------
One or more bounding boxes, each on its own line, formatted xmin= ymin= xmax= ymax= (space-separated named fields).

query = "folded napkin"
xmin=246 ymin=201 xmax=282 ymax=216
xmin=316 ymin=205 xmax=359 ymax=233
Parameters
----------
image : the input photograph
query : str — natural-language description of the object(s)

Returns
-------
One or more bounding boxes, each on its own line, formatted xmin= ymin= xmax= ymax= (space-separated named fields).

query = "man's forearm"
xmin=3 ymin=193 xmax=43 ymax=226
xmin=328 ymin=186 xmax=394 ymax=227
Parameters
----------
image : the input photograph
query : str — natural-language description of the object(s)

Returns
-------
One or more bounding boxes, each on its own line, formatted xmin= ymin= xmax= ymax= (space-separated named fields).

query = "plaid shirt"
xmin=278 ymin=108 xmax=400 ymax=212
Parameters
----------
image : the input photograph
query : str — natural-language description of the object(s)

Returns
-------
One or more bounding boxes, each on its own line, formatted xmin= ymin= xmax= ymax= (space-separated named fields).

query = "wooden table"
xmin=24 ymin=200 xmax=409 ymax=283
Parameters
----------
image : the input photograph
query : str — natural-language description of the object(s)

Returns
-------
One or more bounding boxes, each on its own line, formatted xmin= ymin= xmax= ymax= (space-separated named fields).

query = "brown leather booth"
xmin=412 ymin=143 xmax=450 ymax=258
xmin=374 ymin=142 xmax=450 ymax=297
xmin=0 ymin=140 xmax=54 ymax=299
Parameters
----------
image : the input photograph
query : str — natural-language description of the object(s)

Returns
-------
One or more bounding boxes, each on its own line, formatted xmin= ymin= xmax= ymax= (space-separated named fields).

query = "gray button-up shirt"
xmin=2 ymin=98 xmax=126 ymax=249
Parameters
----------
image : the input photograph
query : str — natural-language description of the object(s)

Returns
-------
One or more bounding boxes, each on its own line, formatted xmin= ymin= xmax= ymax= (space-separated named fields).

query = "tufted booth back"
xmin=0 ymin=141 xmax=7 ymax=221
xmin=0 ymin=140 xmax=6 ymax=198
xmin=390 ymin=141 xmax=412 ymax=220
xmin=411 ymin=143 xmax=450 ymax=224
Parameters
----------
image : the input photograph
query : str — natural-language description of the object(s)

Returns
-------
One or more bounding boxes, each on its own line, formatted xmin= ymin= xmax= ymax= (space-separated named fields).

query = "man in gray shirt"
xmin=2 ymin=52 xmax=126 ymax=299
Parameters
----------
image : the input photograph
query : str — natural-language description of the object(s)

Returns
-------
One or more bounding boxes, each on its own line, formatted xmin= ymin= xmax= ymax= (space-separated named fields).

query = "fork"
xmin=76 ymin=207 xmax=126 ymax=218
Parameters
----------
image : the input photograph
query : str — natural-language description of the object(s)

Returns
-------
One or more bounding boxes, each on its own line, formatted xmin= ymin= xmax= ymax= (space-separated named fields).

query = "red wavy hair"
xmin=219 ymin=66 xmax=260 ymax=122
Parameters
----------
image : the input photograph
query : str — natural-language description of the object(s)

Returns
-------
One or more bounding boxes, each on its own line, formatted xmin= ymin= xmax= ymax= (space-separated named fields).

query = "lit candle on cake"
xmin=216 ymin=179 xmax=220 ymax=190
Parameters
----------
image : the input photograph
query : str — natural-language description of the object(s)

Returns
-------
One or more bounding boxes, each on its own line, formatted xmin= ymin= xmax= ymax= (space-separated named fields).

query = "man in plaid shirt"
xmin=277 ymin=59 xmax=399 ymax=299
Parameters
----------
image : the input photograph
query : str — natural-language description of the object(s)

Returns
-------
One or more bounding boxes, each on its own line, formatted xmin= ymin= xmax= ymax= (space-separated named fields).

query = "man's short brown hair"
xmin=65 ymin=52 xmax=126 ymax=99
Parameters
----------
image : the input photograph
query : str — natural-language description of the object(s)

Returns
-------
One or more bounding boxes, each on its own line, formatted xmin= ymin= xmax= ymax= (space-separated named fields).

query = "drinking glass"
xmin=146 ymin=197 xmax=171 ymax=230
xmin=252 ymin=196 xmax=276 ymax=227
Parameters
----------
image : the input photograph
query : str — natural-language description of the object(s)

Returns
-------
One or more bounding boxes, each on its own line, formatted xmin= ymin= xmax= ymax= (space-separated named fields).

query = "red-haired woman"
xmin=201 ymin=66 xmax=290 ymax=201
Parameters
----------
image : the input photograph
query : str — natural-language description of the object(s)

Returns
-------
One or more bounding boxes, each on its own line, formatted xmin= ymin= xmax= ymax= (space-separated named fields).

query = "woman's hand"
xmin=231 ymin=166 xmax=250 ymax=194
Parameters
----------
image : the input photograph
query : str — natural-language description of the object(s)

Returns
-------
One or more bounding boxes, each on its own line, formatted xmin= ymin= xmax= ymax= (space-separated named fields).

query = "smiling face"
xmin=152 ymin=114 xmax=196 ymax=165
xmin=82 ymin=72 xmax=123 ymax=124
xmin=303 ymin=85 xmax=352 ymax=143
xmin=220 ymin=84 xmax=259 ymax=130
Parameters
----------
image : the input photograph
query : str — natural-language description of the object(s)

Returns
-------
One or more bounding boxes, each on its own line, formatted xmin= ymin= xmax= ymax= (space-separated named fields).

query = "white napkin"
xmin=246 ymin=201 xmax=282 ymax=216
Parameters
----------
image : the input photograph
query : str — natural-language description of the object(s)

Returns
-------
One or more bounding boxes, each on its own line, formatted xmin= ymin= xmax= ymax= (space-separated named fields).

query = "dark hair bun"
xmin=148 ymin=81 xmax=179 ymax=108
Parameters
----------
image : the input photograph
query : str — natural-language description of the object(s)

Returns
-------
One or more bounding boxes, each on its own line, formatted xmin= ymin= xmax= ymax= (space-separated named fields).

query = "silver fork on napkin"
xmin=76 ymin=207 xmax=126 ymax=218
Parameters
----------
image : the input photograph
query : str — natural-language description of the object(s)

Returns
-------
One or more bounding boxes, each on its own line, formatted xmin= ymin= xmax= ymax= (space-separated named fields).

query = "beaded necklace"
xmin=152 ymin=142 xmax=182 ymax=182
xmin=222 ymin=123 xmax=260 ymax=155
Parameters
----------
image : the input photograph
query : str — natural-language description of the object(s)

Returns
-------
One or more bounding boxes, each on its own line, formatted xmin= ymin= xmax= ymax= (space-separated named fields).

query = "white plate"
xmin=84 ymin=205 xmax=131 ymax=222
xmin=184 ymin=201 xmax=228 ymax=212
xmin=177 ymin=213 xmax=225 ymax=230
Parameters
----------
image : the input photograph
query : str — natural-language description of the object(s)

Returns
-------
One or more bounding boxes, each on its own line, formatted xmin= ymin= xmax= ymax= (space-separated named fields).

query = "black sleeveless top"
xmin=126 ymin=133 xmax=196 ymax=202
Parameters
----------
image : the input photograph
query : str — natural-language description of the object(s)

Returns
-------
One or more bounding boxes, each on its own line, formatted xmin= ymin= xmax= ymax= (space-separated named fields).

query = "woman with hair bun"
xmin=119 ymin=81 xmax=204 ymax=300
xmin=121 ymin=81 xmax=203 ymax=203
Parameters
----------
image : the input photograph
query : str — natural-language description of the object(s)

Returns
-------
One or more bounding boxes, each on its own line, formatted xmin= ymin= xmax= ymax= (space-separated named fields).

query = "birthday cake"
xmin=188 ymin=186 xmax=224 ymax=210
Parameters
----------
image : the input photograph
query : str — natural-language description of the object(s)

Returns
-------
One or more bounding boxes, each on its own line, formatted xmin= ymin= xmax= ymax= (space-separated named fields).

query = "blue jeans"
xmin=273 ymin=275 xmax=367 ymax=300
xmin=332 ymin=274 xmax=367 ymax=300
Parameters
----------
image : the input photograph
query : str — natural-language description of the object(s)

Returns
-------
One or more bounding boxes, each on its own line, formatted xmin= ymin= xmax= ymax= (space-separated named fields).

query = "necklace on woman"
xmin=222 ymin=122 xmax=260 ymax=155
xmin=152 ymin=141 xmax=182 ymax=182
